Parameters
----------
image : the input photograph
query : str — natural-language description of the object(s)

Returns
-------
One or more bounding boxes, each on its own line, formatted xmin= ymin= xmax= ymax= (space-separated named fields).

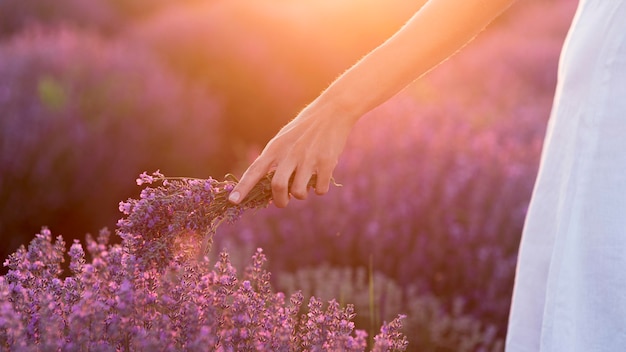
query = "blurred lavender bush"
xmin=0 ymin=29 xmax=223 ymax=265
xmin=0 ymin=0 xmax=119 ymax=37
xmin=277 ymin=265 xmax=503 ymax=351
xmin=0 ymin=0 xmax=202 ymax=38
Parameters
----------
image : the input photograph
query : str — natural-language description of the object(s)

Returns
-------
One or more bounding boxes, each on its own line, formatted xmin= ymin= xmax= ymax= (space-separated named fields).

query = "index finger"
xmin=228 ymin=159 xmax=272 ymax=205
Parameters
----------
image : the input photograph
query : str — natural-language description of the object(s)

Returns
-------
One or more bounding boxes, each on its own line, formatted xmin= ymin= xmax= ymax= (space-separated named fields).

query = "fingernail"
xmin=228 ymin=191 xmax=240 ymax=204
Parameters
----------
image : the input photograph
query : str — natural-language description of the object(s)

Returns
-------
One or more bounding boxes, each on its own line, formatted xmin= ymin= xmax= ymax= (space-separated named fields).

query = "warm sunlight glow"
xmin=172 ymin=230 xmax=204 ymax=261
xmin=130 ymin=0 xmax=423 ymax=151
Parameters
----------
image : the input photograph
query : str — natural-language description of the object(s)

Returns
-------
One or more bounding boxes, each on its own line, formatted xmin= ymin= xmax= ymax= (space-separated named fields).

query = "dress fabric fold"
xmin=506 ymin=1 xmax=626 ymax=351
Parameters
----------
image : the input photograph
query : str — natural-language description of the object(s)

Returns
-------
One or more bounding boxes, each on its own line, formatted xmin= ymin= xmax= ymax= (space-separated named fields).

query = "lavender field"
xmin=0 ymin=0 xmax=577 ymax=350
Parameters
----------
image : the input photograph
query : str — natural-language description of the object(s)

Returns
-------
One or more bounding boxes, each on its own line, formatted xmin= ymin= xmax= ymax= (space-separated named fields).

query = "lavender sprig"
xmin=117 ymin=171 xmax=336 ymax=271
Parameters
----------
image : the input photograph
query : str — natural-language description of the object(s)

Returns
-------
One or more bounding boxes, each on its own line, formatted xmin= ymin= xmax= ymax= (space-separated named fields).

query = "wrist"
xmin=308 ymin=92 xmax=363 ymax=128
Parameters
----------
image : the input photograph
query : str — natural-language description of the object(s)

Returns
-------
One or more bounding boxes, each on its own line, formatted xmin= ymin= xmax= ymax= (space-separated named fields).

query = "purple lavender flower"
xmin=0 ymin=170 xmax=407 ymax=351
xmin=0 ymin=230 xmax=408 ymax=351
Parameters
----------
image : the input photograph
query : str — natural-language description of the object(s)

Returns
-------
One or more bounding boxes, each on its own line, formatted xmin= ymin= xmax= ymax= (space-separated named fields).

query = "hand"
xmin=228 ymin=102 xmax=354 ymax=207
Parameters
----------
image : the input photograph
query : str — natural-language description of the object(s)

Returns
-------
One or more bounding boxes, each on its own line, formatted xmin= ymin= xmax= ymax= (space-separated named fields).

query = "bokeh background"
xmin=0 ymin=0 xmax=577 ymax=349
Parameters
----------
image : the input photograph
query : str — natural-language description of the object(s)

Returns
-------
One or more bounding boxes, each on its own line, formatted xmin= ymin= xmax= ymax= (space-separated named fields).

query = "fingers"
xmin=228 ymin=159 xmax=271 ymax=205
xmin=270 ymin=164 xmax=294 ymax=208
xmin=230 ymin=125 xmax=341 ymax=207
xmin=232 ymin=155 xmax=336 ymax=207
xmin=314 ymin=163 xmax=334 ymax=195
xmin=290 ymin=166 xmax=314 ymax=201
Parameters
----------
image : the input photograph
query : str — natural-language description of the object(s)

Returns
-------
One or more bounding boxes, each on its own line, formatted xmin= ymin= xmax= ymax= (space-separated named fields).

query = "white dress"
xmin=506 ymin=1 xmax=626 ymax=351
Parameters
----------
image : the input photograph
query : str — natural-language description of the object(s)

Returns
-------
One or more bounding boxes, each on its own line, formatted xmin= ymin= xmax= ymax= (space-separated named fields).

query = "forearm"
xmin=230 ymin=0 xmax=518 ymax=206
xmin=313 ymin=0 xmax=516 ymax=122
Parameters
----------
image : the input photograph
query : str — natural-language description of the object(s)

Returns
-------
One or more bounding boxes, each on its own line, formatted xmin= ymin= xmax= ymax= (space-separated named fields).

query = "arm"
xmin=229 ymin=0 xmax=516 ymax=207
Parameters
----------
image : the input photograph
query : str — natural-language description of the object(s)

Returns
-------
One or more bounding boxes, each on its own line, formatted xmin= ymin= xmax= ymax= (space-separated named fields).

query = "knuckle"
xmin=271 ymin=179 xmax=287 ymax=192
xmin=274 ymin=198 xmax=288 ymax=208
xmin=315 ymin=186 xmax=329 ymax=195
xmin=291 ymin=189 xmax=308 ymax=200
xmin=317 ymin=153 xmax=337 ymax=166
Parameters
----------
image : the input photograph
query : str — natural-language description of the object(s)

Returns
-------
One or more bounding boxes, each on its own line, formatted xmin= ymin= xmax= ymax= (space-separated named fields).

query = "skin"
xmin=229 ymin=0 xmax=517 ymax=208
